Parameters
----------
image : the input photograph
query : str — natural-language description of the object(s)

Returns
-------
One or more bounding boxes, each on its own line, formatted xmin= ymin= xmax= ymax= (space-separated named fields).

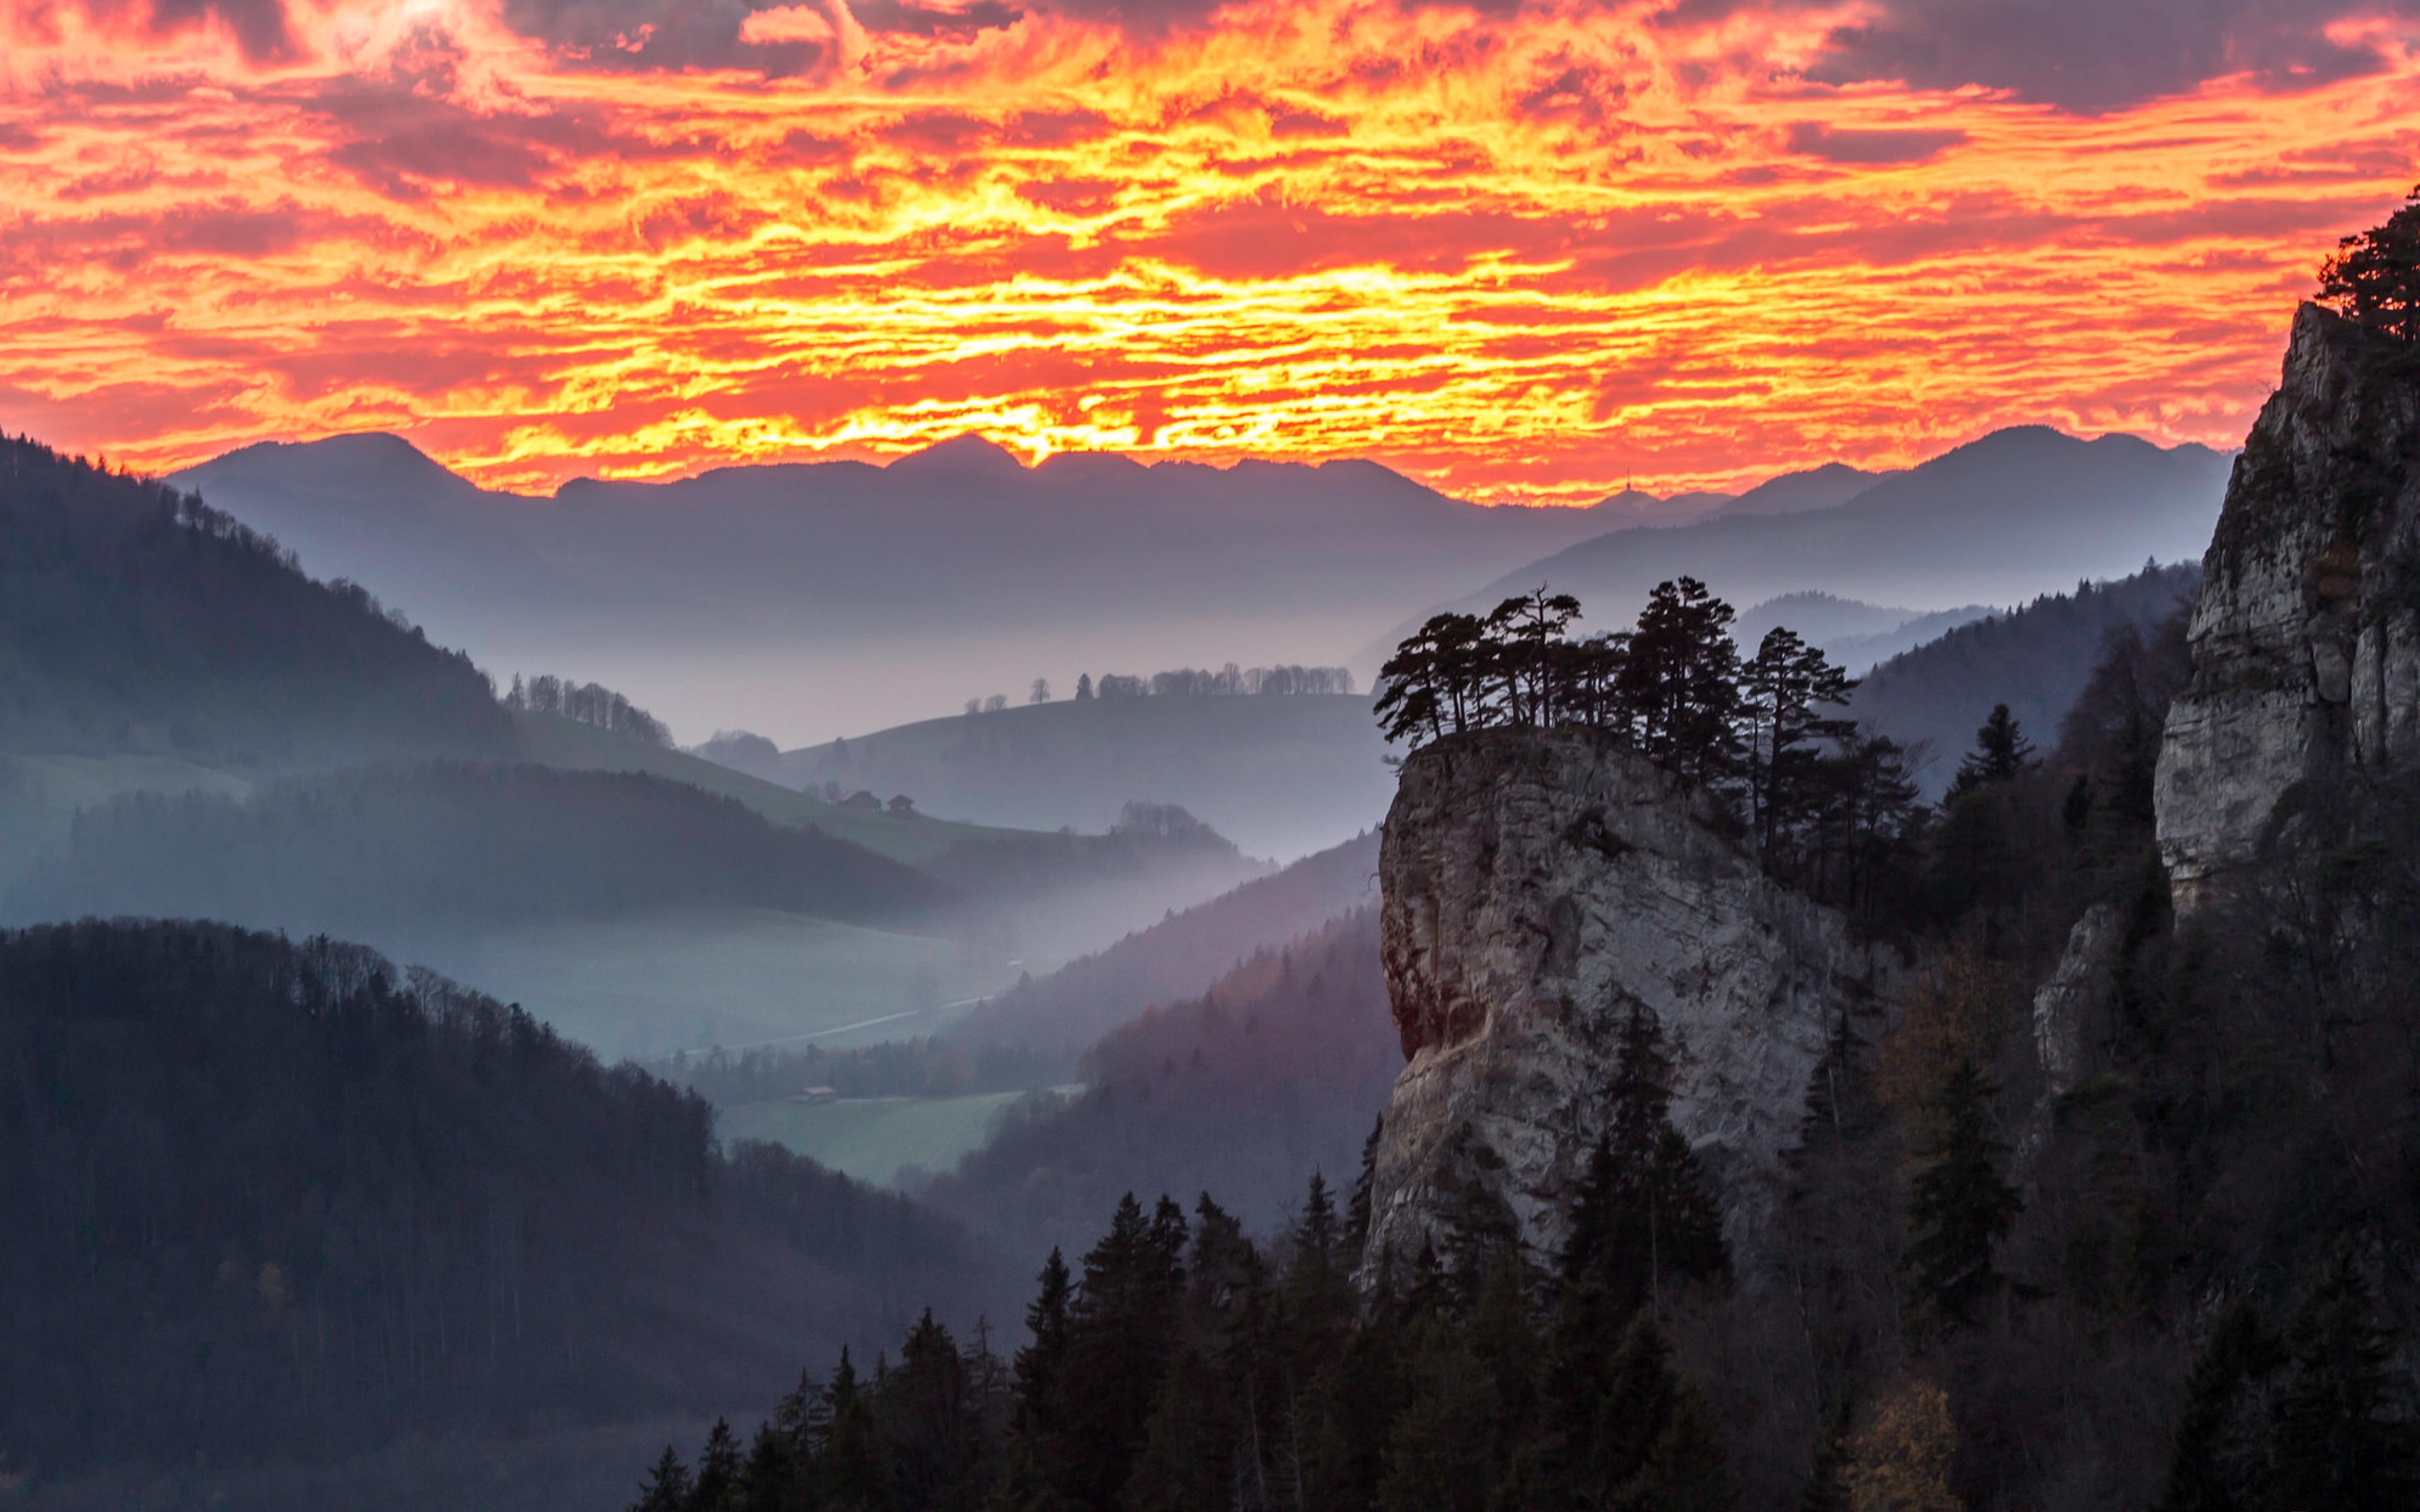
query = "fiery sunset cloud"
xmin=3 ymin=0 xmax=2417 ymax=500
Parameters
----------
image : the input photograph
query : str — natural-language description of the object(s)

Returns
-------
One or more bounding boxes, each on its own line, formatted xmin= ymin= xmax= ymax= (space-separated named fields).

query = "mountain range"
xmin=169 ymin=426 xmax=2226 ymax=744
xmin=1373 ymin=427 xmax=2230 ymax=662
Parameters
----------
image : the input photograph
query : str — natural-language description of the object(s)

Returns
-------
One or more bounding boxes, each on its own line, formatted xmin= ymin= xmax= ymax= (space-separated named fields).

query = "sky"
xmin=3 ymin=0 xmax=2417 ymax=504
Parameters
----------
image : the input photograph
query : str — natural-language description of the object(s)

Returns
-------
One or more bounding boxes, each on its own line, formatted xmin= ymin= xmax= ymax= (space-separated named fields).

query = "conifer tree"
xmin=1062 ymin=1194 xmax=1190 ymax=1511
xmin=1743 ymin=626 xmax=1857 ymax=858
xmin=690 ymin=1418 xmax=742 ymax=1512
xmin=819 ymin=1349 xmax=885 ymax=1512
xmin=630 ymin=1446 xmax=691 ymax=1512
xmin=1642 ymin=1378 xmax=1740 ymax=1512
xmin=885 ymin=1309 xmax=984 ymax=1512
xmin=2264 ymin=1244 xmax=2420 ymax=1512
xmin=1903 ymin=1055 xmax=2022 ymax=1324
xmin=735 ymin=1422 xmax=796 ymax=1512
xmin=1949 ymin=704 xmax=2034 ymax=796
xmin=2319 ymin=185 xmax=2420 ymax=341
xmin=2152 ymin=1298 xmax=2282 ymax=1512
xmin=1618 ymin=577 xmax=1744 ymax=786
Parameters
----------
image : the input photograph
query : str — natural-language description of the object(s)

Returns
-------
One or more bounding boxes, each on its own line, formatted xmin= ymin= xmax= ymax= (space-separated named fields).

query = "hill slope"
xmin=0 ymin=919 xmax=1001 ymax=1475
xmin=4 ymin=762 xmax=948 ymax=939
xmin=777 ymin=693 xmax=1395 ymax=859
xmin=947 ymin=828 xmax=1381 ymax=1060
xmin=923 ymin=908 xmax=1398 ymax=1258
xmin=1 ymin=437 xmax=511 ymax=768
xmin=1850 ymin=560 xmax=2201 ymax=794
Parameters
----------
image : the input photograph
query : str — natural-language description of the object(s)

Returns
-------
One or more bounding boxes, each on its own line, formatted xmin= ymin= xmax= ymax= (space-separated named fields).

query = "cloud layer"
xmin=3 ymin=0 xmax=2417 ymax=499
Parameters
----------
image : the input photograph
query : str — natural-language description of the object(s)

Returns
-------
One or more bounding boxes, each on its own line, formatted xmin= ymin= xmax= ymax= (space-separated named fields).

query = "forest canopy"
xmin=0 ymin=436 xmax=512 ymax=766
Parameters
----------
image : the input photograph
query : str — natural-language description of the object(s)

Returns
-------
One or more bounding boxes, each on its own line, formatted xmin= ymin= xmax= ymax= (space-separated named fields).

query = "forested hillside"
xmin=1850 ymin=559 xmax=2199 ymax=794
xmin=779 ymin=692 xmax=1393 ymax=861
xmin=945 ymin=830 xmax=1379 ymax=1061
xmin=5 ymin=764 xmax=945 ymax=939
xmin=0 ymin=920 xmax=1003 ymax=1475
xmin=924 ymin=910 xmax=1399 ymax=1259
xmin=0 ymin=438 xmax=510 ymax=766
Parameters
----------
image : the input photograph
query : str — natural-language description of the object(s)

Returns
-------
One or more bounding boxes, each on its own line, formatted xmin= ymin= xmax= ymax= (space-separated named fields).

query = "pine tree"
xmin=2264 ymin=1244 xmax=2420 ymax=1512
xmin=1902 ymin=1054 xmax=2022 ymax=1324
xmin=1061 ymin=1193 xmax=1190 ymax=1512
xmin=1640 ymin=1378 xmax=1739 ymax=1512
xmin=1743 ymin=626 xmax=1857 ymax=859
xmin=735 ymin=1421 xmax=797 ymax=1512
xmin=1618 ymin=577 xmax=1744 ymax=786
xmin=690 ymin=1418 xmax=742 ymax=1512
xmin=819 ymin=1349 xmax=885 ymax=1511
xmin=2319 ymin=185 xmax=2420 ymax=342
xmin=630 ymin=1446 xmax=691 ymax=1512
xmin=2152 ymin=1298 xmax=2282 ymax=1512
xmin=885 ymin=1309 xmax=984 ymax=1512
xmin=1949 ymin=704 xmax=2034 ymax=796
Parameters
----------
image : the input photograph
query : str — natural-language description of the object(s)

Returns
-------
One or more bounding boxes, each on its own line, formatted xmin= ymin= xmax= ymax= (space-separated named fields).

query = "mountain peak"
xmin=884 ymin=434 xmax=1030 ymax=481
xmin=175 ymin=432 xmax=483 ymax=500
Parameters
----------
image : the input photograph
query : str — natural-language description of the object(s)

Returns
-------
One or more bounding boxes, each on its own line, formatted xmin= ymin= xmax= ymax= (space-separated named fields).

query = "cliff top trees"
xmin=1375 ymin=580 xmax=1921 ymax=914
xmin=2320 ymin=186 xmax=2420 ymax=343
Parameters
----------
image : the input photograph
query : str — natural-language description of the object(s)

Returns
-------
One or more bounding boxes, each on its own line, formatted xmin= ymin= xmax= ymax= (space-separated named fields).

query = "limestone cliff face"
xmin=2158 ymin=305 xmax=2420 ymax=903
xmin=1359 ymin=728 xmax=1876 ymax=1282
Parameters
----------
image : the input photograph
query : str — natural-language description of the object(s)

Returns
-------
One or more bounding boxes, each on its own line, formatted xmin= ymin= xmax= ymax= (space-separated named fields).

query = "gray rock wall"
xmin=1359 ymin=727 xmax=1879 ymax=1283
xmin=2158 ymin=304 xmax=2420 ymax=905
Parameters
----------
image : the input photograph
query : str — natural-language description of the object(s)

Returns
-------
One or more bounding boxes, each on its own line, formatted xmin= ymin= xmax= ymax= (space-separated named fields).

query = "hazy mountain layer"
xmin=1850 ymin=561 xmax=2201 ymax=795
xmin=4 ymin=762 xmax=947 ymax=939
xmin=170 ymin=434 xmax=1617 ymax=741
xmin=947 ymin=829 xmax=1381 ymax=1061
xmin=1374 ymin=427 xmax=2228 ymax=668
xmin=776 ymin=692 xmax=1395 ymax=860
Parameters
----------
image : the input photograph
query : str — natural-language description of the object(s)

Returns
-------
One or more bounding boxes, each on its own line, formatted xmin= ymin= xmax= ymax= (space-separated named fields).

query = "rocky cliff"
xmin=2157 ymin=304 xmax=2420 ymax=903
xmin=1358 ymin=727 xmax=1878 ymax=1281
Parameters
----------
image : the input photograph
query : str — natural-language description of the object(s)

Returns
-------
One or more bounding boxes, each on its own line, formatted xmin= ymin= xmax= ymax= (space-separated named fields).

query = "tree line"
xmin=634 ymin=998 xmax=1737 ymax=1512
xmin=1377 ymin=581 xmax=1923 ymax=920
xmin=507 ymin=673 xmax=676 ymax=746
xmin=1083 ymin=664 xmax=1356 ymax=699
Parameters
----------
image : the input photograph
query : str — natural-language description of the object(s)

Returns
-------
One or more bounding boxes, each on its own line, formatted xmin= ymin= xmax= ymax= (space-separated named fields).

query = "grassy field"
xmin=721 ymin=1086 xmax=1080 ymax=1188
xmin=0 ymin=752 xmax=252 ymax=880
xmin=511 ymin=711 xmax=1061 ymax=865
xmin=422 ymin=905 xmax=1027 ymax=1061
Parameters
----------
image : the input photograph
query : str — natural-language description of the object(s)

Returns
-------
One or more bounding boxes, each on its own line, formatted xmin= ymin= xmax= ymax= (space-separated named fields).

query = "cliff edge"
xmin=1359 ymin=727 xmax=1876 ymax=1281
xmin=2158 ymin=304 xmax=2420 ymax=904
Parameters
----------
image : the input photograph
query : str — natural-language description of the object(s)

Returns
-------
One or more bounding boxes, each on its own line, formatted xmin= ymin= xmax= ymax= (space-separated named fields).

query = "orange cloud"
xmin=3 ymin=0 xmax=2416 ymax=501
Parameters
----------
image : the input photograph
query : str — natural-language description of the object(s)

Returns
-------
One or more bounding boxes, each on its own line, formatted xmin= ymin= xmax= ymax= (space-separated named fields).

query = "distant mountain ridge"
xmin=171 ymin=435 xmax=1620 ymax=740
xmin=170 ymin=427 xmax=2204 ymax=743
xmin=1850 ymin=559 xmax=2202 ymax=796
xmin=1371 ymin=427 xmax=2230 ymax=669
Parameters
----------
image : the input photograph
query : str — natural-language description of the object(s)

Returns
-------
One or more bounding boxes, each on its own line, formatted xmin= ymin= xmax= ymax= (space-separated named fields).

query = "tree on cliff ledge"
xmin=2320 ymin=186 xmax=2420 ymax=343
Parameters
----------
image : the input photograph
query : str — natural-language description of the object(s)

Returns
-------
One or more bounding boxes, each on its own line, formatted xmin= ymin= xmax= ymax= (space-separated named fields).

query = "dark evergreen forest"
xmin=0 ymin=920 xmax=1005 ymax=1475
xmin=0 ymin=438 xmax=511 ymax=765
xmin=633 ymin=992 xmax=1736 ymax=1512
xmin=5 ymin=764 xmax=947 ymax=936
xmin=635 ymin=594 xmax=2420 ymax=1511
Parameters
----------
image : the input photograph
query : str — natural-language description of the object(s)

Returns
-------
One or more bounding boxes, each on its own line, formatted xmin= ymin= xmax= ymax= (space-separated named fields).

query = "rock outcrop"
xmin=2157 ymin=304 xmax=2420 ymax=905
xmin=1359 ymin=728 xmax=1879 ymax=1283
